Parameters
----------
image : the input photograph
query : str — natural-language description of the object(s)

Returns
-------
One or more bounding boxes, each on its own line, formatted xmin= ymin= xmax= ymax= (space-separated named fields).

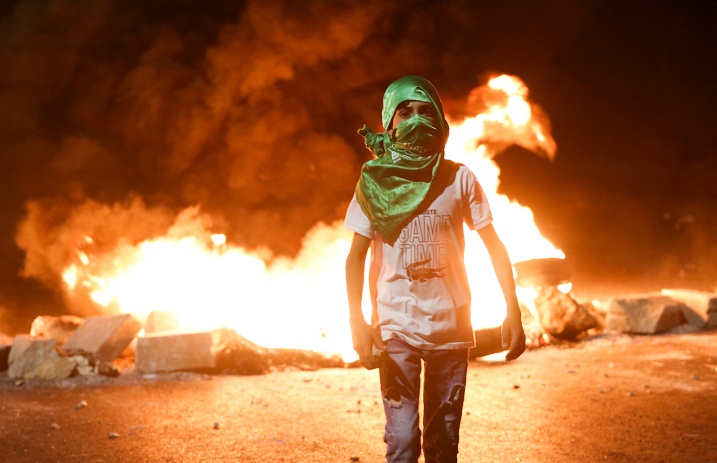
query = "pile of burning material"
xmin=0 ymin=313 xmax=344 ymax=382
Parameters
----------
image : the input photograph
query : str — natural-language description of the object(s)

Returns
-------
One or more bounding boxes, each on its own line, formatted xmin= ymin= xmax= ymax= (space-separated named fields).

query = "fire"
xmin=60 ymin=75 xmax=563 ymax=359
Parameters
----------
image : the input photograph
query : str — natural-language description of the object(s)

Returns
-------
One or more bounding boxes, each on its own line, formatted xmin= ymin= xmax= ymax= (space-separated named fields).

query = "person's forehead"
xmin=397 ymin=100 xmax=433 ymax=109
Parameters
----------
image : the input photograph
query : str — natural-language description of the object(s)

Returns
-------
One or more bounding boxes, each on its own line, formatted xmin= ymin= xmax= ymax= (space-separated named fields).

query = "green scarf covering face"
xmin=356 ymin=76 xmax=450 ymax=242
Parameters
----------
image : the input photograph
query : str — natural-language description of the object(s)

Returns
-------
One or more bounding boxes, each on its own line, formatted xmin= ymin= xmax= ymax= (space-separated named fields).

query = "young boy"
xmin=345 ymin=76 xmax=526 ymax=463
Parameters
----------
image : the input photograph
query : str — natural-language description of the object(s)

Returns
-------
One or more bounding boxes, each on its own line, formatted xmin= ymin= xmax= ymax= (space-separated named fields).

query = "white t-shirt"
xmin=345 ymin=163 xmax=493 ymax=349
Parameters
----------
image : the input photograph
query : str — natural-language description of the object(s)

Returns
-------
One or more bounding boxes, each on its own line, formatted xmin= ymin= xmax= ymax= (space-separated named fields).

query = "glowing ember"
xmin=60 ymin=75 xmax=564 ymax=359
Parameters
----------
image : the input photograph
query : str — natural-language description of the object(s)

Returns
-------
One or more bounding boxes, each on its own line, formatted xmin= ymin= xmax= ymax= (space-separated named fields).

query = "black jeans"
xmin=379 ymin=337 xmax=469 ymax=463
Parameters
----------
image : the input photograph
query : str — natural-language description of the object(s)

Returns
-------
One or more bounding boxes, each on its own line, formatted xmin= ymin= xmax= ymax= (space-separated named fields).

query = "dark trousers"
xmin=379 ymin=337 xmax=469 ymax=463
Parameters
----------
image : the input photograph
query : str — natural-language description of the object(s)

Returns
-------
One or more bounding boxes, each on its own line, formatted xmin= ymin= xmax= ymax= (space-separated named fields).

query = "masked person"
xmin=345 ymin=76 xmax=526 ymax=463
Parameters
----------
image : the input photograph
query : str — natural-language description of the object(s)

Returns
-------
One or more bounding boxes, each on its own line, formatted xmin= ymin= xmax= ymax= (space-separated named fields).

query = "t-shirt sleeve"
xmin=344 ymin=195 xmax=375 ymax=239
xmin=461 ymin=167 xmax=493 ymax=230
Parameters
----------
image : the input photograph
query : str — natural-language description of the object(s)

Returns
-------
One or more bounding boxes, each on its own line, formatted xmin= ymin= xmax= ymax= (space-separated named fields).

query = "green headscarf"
xmin=355 ymin=76 xmax=450 ymax=242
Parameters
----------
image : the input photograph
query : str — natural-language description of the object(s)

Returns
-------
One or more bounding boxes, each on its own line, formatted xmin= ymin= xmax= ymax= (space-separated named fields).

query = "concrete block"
xmin=606 ymin=295 xmax=687 ymax=334
xmin=63 ymin=314 xmax=142 ymax=362
xmin=135 ymin=331 xmax=215 ymax=373
xmin=661 ymin=288 xmax=717 ymax=328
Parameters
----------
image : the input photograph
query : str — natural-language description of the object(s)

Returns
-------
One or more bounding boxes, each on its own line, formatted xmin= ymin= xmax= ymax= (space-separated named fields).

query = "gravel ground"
xmin=1 ymin=330 xmax=715 ymax=463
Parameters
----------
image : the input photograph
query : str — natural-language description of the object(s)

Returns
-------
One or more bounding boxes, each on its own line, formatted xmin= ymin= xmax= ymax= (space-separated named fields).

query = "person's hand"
xmin=350 ymin=319 xmax=386 ymax=369
xmin=502 ymin=313 xmax=526 ymax=361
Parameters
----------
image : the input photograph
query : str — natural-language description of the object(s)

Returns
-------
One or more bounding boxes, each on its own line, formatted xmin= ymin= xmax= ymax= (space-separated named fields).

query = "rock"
xmin=8 ymin=334 xmax=33 ymax=365
xmin=660 ymin=288 xmax=717 ymax=328
xmin=63 ymin=314 xmax=142 ymax=362
xmin=7 ymin=338 xmax=76 ymax=380
xmin=533 ymin=287 xmax=598 ymax=339
xmin=211 ymin=328 xmax=270 ymax=374
xmin=606 ymin=294 xmax=687 ymax=334
xmin=30 ymin=315 xmax=85 ymax=346
xmin=135 ymin=330 xmax=215 ymax=373
xmin=71 ymin=355 xmax=96 ymax=376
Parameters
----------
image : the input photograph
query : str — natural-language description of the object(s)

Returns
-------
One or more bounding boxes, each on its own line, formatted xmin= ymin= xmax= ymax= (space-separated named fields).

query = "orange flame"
xmin=61 ymin=75 xmax=563 ymax=359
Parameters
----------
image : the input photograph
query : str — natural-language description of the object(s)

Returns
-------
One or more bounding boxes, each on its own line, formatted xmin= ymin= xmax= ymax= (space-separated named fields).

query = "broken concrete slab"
xmin=606 ymin=294 xmax=687 ymax=334
xmin=135 ymin=331 xmax=215 ymax=374
xmin=144 ymin=310 xmax=180 ymax=334
xmin=63 ymin=314 xmax=142 ymax=362
xmin=533 ymin=287 xmax=598 ymax=339
xmin=7 ymin=338 xmax=75 ymax=380
xmin=660 ymin=288 xmax=717 ymax=328
xmin=30 ymin=315 xmax=85 ymax=345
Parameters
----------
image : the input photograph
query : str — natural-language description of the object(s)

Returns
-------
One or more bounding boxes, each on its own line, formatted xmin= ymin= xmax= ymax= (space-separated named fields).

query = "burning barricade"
xmin=2 ymin=284 xmax=715 ymax=382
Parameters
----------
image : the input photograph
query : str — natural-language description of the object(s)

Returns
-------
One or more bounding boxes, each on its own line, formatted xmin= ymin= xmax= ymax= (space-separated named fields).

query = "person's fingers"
xmin=371 ymin=330 xmax=386 ymax=349
xmin=505 ymin=332 xmax=526 ymax=361
xmin=501 ymin=323 xmax=511 ymax=350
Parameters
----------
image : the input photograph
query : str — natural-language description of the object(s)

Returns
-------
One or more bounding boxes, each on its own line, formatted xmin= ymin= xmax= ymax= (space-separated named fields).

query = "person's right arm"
xmin=345 ymin=232 xmax=385 ymax=369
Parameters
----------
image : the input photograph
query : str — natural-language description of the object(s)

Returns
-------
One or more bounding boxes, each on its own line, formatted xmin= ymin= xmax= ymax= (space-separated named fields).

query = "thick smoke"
xmin=1 ymin=0 xmax=482 ymax=329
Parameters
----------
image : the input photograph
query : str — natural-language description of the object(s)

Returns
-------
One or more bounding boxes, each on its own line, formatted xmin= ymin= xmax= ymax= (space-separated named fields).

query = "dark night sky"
xmin=1 ymin=0 xmax=716 ymax=332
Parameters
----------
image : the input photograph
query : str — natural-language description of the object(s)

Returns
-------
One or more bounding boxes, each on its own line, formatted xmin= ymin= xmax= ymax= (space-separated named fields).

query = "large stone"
xmin=606 ymin=295 xmax=687 ymax=334
xmin=533 ymin=287 xmax=598 ymax=339
xmin=63 ymin=314 xmax=142 ymax=362
xmin=30 ymin=315 xmax=85 ymax=345
xmin=661 ymin=288 xmax=717 ymax=328
xmin=7 ymin=338 xmax=75 ymax=380
xmin=135 ymin=331 xmax=215 ymax=373
xmin=211 ymin=328 xmax=270 ymax=374
xmin=8 ymin=334 xmax=33 ymax=365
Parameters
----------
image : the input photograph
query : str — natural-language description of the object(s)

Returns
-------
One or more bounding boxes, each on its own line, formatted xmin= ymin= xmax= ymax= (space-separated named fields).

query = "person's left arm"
xmin=477 ymin=223 xmax=526 ymax=360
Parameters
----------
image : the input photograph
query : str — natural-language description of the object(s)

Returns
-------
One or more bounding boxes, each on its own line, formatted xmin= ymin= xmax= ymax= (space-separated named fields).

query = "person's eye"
xmin=399 ymin=110 xmax=411 ymax=118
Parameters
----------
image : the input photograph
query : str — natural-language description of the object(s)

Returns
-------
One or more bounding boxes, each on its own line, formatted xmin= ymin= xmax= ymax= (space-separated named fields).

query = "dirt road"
xmin=1 ymin=330 xmax=715 ymax=463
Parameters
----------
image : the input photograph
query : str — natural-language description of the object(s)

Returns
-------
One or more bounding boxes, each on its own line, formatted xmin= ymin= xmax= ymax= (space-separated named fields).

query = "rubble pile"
xmin=0 ymin=287 xmax=715 ymax=381
xmin=0 ymin=312 xmax=343 ymax=381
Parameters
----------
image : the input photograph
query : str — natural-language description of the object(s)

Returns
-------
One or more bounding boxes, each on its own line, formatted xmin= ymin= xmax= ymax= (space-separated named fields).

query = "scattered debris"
xmin=74 ymin=400 xmax=88 ymax=410
xmin=1 ymin=286 xmax=715 ymax=382
xmin=108 ymin=432 xmax=120 ymax=440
